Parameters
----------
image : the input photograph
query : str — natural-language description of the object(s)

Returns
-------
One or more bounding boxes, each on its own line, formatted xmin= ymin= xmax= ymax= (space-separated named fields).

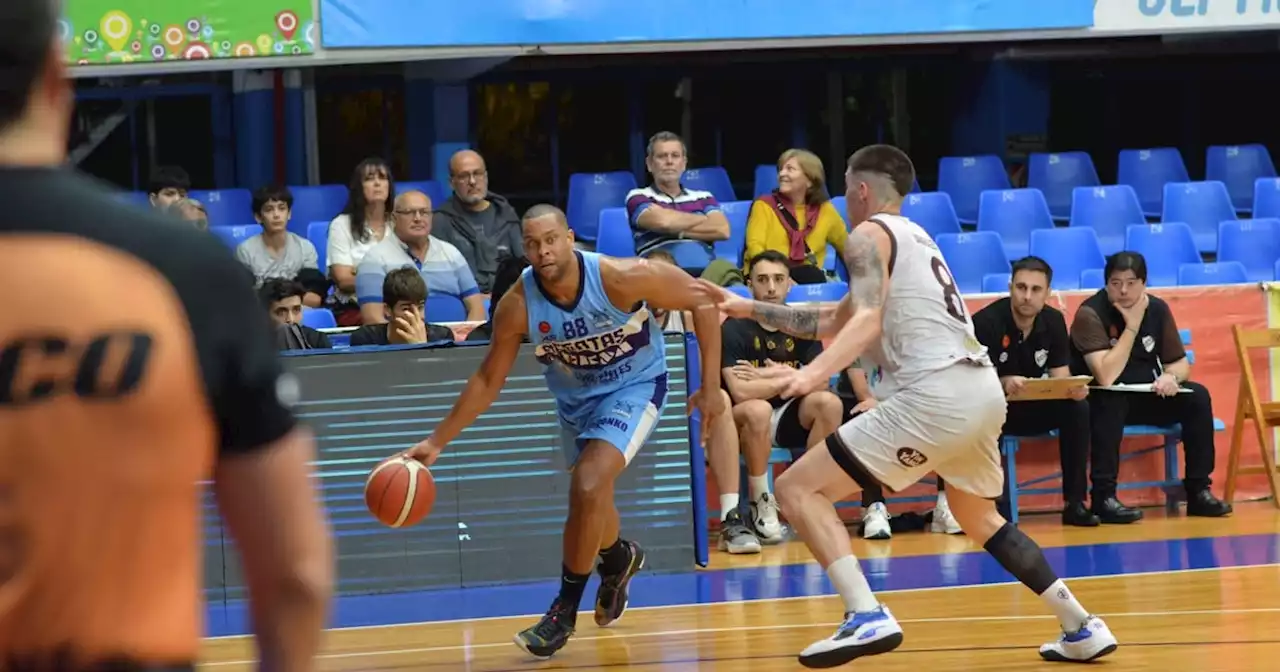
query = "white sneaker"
xmin=930 ymin=496 xmax=963 ymax=535
xmin=799 ymin=604 xmax=904 ymax=668
xmin=862 ymin=502 xmax=892 ymax=540
xmin=751 ymin=493 xmax=785 ymax=544
xmin=1039 ymin=615 xmax=1118 ymax=662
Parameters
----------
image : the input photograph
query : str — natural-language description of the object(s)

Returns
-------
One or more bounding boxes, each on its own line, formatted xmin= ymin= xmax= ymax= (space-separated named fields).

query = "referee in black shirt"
xmin=971 ymin=257 xmax=1097 ymax=527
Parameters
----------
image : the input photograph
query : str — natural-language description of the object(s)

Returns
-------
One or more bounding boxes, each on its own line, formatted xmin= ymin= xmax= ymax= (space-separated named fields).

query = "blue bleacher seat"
xmin=289 ymin=185 xmax=348 ymax=236
xmin=1125 ymin=222 xmax=1201 ymax=287
xmin=753 ymin=164 xmax=778 ymax=198
xmin=1028 ymin=151 xmax=1100 ymax=221
xmin=1117 ymin=147 xmax=1190 ymax=218
xmin=595 ymin=208 xmax=636 ymax=258
xmin=566 ymin=171 xmax=637 ymax=242
xmin=1069 ymin=185 xmax=1145 ymax=256
xmin=1161 ymin=181 xmax=1236 ymax=254
xmin=681 ymin=167 xmax=736 ymax=203
xmin=936 ymin=231 xmax=1010 ymax=294
xmin=976 ymin=188 xmax=1055 ymax=261
xmin=1080 ymin=268 xmax=1105 ymax=289
xmin=189 ymin=188 xmax=252 ymax=227
xmin=1253 ymin=177 xmax=1280 ymax=220
xmin=714 ymin=200 xmax=750 ymax=266
xmin=1178 ymin=261 xmax=1249 ymax=286
xmin=786 ymin=282 xmax=848 ymax=303
xmin=307 ymin=221 xmax=330 ymax=271
xmin=830 ymin=196 xmax=848 ymax=225
xmin=1028 ymin=227 xmax=1106 ymax=291
xmin=398 ymin=180 xmax=448 ymax=207
xmin=937 ymin=155 xmax=1010 ymax=225
xmin=208 ymin=224 xmax=257 ymax=249
xmin=901 ymin=192 xmax=962 ymax=239
xmin=426 ymin=294 xmax=467 ymax=322
xmin=116 ymin=191 xmax=153 ymax=208
xmin=1217 ymin=218 xmax=1280 ymax=282
xmin=726 ymin=284 xmax=752 ymax=298
xmin=300 ymin=307 xmax=337 ymax=329
xmin=982 ymin=273 xmax=1011 ymax=293
xmin=1206 ymin=144 xmax=1276 ymax=213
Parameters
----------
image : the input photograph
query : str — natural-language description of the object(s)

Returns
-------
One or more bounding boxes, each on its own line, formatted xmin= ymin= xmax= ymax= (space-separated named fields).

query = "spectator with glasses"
xmin=431 ymin=149 xmax=523 ymax=294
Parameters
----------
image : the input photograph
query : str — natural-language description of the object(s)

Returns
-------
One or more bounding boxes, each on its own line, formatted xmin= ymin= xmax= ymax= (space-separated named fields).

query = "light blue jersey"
xmin=522 ymin=251 xmax=668 ymax=467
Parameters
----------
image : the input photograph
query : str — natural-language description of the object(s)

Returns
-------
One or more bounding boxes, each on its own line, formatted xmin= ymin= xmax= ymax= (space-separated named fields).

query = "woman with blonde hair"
xmin=744 ymin=149 xmax=847 ymax=284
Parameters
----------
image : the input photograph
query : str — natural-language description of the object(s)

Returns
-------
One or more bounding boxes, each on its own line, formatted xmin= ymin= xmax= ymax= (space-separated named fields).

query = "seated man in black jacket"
xmin=466 ymin=255 xmax=530 ymax=343
xmin=259 ymin=278 xmax=332 ymax=350
xmin=350 ymin=268 xmax=455 ymax=346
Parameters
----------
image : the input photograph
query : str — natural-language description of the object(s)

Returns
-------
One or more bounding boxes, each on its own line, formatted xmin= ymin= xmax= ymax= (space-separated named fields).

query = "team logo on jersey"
xmin=1141 ymin=335 xmax=1155 ymax=353
xmin=1034 ymin=349 xmax=1048 ymax=368
xmin=784 ymin=337 xmax=795 ymax=352
xmin=539 ymin=321 xmax=552 ymax=334
xmin=589 ymin=310 xmax=614 ymax=329
xmin=896 ymin=447 xmax=928 ymax=468
xmin=998 ymin=352 xmax=1008 ymax=363
xmin=536 ymin=309 xmax=653 ymax=370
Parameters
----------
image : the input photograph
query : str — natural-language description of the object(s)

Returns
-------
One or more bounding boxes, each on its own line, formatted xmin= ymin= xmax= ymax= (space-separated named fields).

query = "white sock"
xmin=748 ymin=474 xmax=771 ymax=501
xmin=826 ymin=555 xmax=880 ymax=613
xmin=1038 ymin=579 xmax=1091 ymax=631
xmin=720 ymin=493 xmax=740 ymax=521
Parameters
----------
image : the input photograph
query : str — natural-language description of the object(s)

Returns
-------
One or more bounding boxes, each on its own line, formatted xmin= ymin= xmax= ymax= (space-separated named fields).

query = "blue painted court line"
xmin=206 ymin=532 xmax=1280 ymax=637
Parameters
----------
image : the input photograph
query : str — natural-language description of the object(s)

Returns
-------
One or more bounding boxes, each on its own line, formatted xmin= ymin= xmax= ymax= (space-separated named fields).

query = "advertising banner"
xmin=63 ymin=0 xmax=316 ymax=66
xmin=320 ymin=0 xmax=1096 ymax=49
xmin=1093 ymin=0 xmax=1280 ymax=34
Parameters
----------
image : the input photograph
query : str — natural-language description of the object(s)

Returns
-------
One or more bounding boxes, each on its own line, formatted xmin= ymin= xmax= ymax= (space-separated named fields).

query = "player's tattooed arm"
xmin=842 ymin=228 xmax=888 ymax=310
xmin=748 ymin=302 xmax=837 ymax=341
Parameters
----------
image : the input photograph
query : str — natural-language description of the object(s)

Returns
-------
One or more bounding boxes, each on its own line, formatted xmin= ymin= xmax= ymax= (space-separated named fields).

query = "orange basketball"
xmin=365 ymin=456 xmax=436 ymax=528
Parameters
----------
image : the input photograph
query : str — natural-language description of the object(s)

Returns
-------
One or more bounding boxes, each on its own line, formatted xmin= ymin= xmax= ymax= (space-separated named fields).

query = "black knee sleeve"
xmin=983 ymin=522 xmax=1059 ymax=594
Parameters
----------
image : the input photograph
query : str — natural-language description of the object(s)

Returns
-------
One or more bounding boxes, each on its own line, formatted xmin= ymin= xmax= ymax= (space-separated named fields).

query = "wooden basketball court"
xmin=201 ymin=504 xmax=1280 ymax=670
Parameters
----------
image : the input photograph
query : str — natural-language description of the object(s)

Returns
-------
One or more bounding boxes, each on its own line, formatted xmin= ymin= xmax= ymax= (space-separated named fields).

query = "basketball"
xmin=365 ymin=456 xmax=436 ymax=528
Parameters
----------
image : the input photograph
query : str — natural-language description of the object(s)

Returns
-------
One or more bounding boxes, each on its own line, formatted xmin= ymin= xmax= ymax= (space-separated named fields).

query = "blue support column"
xmin=950 ymin=60 xmax=1049 ymax=160
xmin=282 ymin=70 xmax=307 ymax=186
xmin=404 ymin=66 xmax=472 ymax=182
xmin=210 ymin=87 xmax=235 ymax=189
xmin=232 ymin=70 xmax=276 ymax=189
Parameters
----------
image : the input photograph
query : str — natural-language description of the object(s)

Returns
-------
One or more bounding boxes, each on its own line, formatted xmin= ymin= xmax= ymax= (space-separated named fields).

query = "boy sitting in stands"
xmin=349 ymin=267 xmax=455 ymax=346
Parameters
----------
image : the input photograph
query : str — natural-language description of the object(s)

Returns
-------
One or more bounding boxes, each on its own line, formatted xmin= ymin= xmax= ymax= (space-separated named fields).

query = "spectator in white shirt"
xmin=326 ymin=157 xmax=394 ymax=325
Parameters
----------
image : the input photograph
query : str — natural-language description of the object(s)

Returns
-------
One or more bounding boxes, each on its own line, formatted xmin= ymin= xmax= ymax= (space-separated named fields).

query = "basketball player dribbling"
xmin=401 ymin=205 xmax=725 ymax=659
xmin=695 ymin=145 xmax=1118 ymax=668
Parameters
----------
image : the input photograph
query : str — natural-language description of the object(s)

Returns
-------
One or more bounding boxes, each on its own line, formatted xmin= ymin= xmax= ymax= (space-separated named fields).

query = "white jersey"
xmin=857 ymin=214 xmax=991 ymax=399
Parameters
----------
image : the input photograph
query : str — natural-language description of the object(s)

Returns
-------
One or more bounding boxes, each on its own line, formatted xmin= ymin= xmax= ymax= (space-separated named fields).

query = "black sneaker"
xmin=594 ymin=540 xmax=646 ymax=627
xmin=513 ymin=598 xmax=576 ymax=659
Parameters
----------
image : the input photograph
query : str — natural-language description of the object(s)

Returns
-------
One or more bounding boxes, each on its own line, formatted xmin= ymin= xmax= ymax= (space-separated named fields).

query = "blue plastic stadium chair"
xmin=189 ymin=188 xmax=253 ymax=227
xmin=1217 ymin=218 xmax=1280 ymax=282
xmin=976 ymin=188 xmax=1055 ymax=261
xmin=595 ymin=208 xmax=636 ymax=258
xmin=566 ymin=171 xmax=637 ymax=242
xmin=1178 ymin=261 xmax=1249 ymax=286
xmin=901 ymin=192 xmax=962 ymax=239
xmin=753 ymin=164 xmax=779 ymax=198
xmin=681 ymin=167 xmax=736 ymax=203
xmin=714 ymin=200 xmax=751 ymax=266
xmin=1125 ymin=223 xmax=1201 ymax=288
xmin=727 ymin=284 xmax=752 ymax=298
xmin=1161 ymin=181 xmax=1236 ymax=254
xmin=426 ymin=294 xmax=467 ymax=322
xmin=1028 ymin=227 xmax=1106 ymax=291
xmin=830 ymin=196 xmax=848 ymax=225
xmin=1254 ymin=177 xmax=1280 ymax=220
xmin=1206 ymin=144 xmax=1276 ymax=213
xmin=935 ymin=231 xmax=1010 ymax=294
xmin=300 ymin=307 xmax=337 ymax=329
xmin=307 ymin=221 xmax=330 ymax=271
xmin=1080 ymin=268 xmax=1105 ymax=290
xmin=787 ymin=282 xmax=848 ymax=303
xmin=208 ymin=224 xmax=257 ymax=249
xmin=1069 ymin=185 xmax=1146 ymax=256
xmin=1028 ymin=151 xmax=1100 ymax=221
xmin=1117 ymin=148 xmax=1190 ymax=218
xmin=937 ymin=155 xmax=1010 ymax=225
xmin=398 ymin=180 xmax=448 ymax=207
xmin=289 ymin=185 xmax=348 ymax=236
xmin=982 ymin=273 xmax=1011 ymax=293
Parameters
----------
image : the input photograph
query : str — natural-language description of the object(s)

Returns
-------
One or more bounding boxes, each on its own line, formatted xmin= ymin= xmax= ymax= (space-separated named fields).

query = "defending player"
xmin=695 ymin=145 xmax=1118 ymax=668
xmin=402 ymin=205 xmax=725 ymax=659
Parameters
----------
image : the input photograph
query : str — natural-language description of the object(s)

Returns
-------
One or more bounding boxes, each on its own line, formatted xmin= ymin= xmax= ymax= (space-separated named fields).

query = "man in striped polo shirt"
xmin=625 ymin=131 xmax=730 ymax=272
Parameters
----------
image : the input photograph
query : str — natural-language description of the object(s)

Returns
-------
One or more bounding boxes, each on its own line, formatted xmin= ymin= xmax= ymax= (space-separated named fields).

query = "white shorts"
xmin=829 ymin=361 xmax=1007 ymax=499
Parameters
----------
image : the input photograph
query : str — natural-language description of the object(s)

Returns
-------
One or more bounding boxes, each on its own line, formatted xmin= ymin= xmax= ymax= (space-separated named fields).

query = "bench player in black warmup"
xmin=0 ymin=2 xmax=332 ymax=669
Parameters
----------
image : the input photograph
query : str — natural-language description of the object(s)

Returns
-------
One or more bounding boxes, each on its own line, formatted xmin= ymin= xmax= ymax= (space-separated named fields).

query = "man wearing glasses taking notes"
xmin=1069 ymin=252 xmax=1231 ymax=521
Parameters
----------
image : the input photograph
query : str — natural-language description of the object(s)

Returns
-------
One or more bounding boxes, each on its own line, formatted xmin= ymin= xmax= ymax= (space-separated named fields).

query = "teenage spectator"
xmin=625 ymin=131 xmax=730 ymax=273
xmin=259 ymin=279 xmax=332 ymax=351
xmin=1070 ymin=252 xmax=1232 ymax=521
xmin=466 ymin=256 xmax=531 ymax=343
xmin=432 ymin=149 xmax=523 ymax=294
xmin=235 ymin=186 xmax=325 ymax=306
xmin=972 ymin=256 xmax=1096 ymax=527
xmin=356 ymin=190 xmax=485 ymax=324
xmin=744 ymin=149 xmax=846 ymax=284
xmin=169 ymin=198 xmax=208 ymax=230
xmin=711 ymin=250 xmax=845 ymax=553
xmin=349 ymin=268 xmax=455 ymax=346
xmin=327 ymin=158 xmax=394 ymax=326
xmin=148 ymin=165 xmax=189 ymax=209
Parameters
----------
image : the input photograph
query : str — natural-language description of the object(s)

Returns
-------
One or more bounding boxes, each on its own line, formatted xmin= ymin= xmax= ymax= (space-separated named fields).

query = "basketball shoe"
xmin=1039 ymin=615 xmax=1118 ymax=662
xmin=513 ymin=598 xmax=575 ymax=659
xmin=798 ymin=604 xmax=904 ymax=668
xmin=594 ymin=540 xmax=646 ymax=627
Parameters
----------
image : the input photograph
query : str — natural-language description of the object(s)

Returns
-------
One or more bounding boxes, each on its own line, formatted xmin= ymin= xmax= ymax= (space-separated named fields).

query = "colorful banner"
xmin=1093 ymin=0 xmax=1280 ymax=33
xmin=320 ymin=0 xmax=1097 ymax=49
xmin=62 ymin=1 xmax=315 ymax=66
